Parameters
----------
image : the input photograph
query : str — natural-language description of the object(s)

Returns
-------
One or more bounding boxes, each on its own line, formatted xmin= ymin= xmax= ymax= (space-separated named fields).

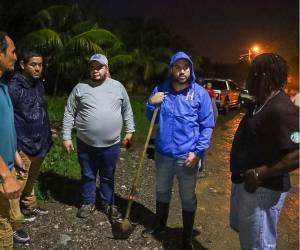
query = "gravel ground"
xmin=14 ymin=146 xmax=165 ymax=250
xmin=14 ymin=111 xmax=299 ymax=250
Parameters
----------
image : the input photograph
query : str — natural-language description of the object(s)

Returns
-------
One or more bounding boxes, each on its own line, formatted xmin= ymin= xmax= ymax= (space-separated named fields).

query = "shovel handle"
xmin=124 ymin=106 xmax=159 ymax=219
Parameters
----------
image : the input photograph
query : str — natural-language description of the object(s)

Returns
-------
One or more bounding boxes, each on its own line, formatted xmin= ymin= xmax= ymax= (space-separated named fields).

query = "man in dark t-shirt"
xmin=230 ymin=53 xmax=299 ymax=250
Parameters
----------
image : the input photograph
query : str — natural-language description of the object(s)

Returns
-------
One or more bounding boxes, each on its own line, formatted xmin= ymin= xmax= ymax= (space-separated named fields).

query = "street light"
xmin=239 ymin=45 xmax=262 ymax=63
xmin=248 ymin=45 xmax=261 ymax=62
xmin=251 ymin=45 xmax=260 ymax=53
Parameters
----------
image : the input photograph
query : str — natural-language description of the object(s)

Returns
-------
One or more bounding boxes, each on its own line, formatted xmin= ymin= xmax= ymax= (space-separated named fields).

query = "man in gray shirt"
xmin=62 ymin=54 xmax=135 ymax=219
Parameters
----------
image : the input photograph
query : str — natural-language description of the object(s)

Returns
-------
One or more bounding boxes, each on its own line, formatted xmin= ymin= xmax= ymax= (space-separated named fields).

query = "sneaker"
xmin=22 ymin=207 xmax=49 ymax=216
xmin=77 ymin=204 xmax=95 ymax=218
xmin=100 ymin=204 xmax=121 ymax=220
xmin=13 ymin=229 xmax=30 ymax=244
xmin=23 ymin=214 xmax=36 ymax=222
xmin=32 ymin=207 xmax=49 ymax=216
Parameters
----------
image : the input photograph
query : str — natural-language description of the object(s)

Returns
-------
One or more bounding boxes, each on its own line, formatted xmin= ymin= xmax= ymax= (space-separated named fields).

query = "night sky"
xmin=97 ymin=0 xmax=298 ymax=63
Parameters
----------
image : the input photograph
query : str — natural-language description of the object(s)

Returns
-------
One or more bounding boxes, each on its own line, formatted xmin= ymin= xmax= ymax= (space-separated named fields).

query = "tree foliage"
xmin=18 ymin=5 xmax=123 ymax=94
xmin=3 ymin=2 xmax=203 ymax=94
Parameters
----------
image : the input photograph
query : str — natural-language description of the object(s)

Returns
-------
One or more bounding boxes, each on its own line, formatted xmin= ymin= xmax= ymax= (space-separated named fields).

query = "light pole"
xmin=239 ymin=45 xmax=262 ymax=63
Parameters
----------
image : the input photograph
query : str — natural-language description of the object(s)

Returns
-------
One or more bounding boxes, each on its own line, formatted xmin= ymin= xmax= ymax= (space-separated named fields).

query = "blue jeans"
xmin=77 ymin=138 xmax=120 ymax=205
xmin=155 ymin=151 xmax=198 ymax=212
xmin=230 ymin=183 xmax=288 ymax=250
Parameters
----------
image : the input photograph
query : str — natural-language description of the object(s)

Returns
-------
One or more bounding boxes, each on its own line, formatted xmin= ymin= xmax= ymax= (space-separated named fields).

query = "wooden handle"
xmin=124 ymin=106 xmax=159 ymax=219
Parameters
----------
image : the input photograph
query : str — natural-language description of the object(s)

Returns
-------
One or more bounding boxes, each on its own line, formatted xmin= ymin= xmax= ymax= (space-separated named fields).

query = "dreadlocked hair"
xmin=246 ymin=53 xmax=288 ymax=105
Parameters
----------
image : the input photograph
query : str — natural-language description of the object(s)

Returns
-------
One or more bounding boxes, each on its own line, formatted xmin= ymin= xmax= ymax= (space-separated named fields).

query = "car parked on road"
xmin=240 ymin=88 xmax=254 ymax=106
xmin=199 ymin=78 xmax=241 ymax=114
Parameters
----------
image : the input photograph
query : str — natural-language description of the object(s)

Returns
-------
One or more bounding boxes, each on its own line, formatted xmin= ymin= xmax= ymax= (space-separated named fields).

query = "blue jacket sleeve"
xmin=146 ymin=86 xmax=159 ymax=122
xmin=194 ymin=90 xmax=215 ymax=158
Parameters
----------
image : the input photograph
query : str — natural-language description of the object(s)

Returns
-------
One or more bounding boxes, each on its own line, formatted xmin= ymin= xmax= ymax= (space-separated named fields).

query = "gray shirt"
xmin=62 ymin=78 xmax=135 ymax=147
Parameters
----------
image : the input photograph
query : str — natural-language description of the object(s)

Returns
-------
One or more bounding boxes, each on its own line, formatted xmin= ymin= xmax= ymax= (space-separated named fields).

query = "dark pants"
xmin=77 ymin=138 xmax=120 ymax=206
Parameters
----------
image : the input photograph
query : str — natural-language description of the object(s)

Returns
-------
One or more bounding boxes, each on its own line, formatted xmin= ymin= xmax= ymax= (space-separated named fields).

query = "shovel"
xmin=112 ymin=106 xmax=159 ymax=239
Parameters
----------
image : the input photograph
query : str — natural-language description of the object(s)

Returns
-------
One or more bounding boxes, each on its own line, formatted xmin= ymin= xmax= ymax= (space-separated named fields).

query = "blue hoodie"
xmin=146 ymin=52 xmax=214 ymax=158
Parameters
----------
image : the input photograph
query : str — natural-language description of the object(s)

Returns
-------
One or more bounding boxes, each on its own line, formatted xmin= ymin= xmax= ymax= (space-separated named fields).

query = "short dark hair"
xmin=246 ymin=53 xmax=288 ymax=104
xmin=19 ymin=48 xmax=43 ymax=64
xmin=0 ymin=31 xmax=8 ymax=53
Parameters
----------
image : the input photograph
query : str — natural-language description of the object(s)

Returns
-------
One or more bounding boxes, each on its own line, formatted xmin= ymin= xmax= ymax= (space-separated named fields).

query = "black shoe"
xmin=100 ymin=204 xmax=121 ymax=220
xmin=142 ymin=201 xmax=169 ymax=238
xmin=182 ymin=240 xmax=194 ymax=250
xmin=13 ymin=229 xmax=30 ymax=244
xmin=77 ymin=204 xmax=95 ymax=218
xmin=142 ymin=223 xmax=167 ymax=238
xmin=181 ymin=210 xmax=195 ymax=250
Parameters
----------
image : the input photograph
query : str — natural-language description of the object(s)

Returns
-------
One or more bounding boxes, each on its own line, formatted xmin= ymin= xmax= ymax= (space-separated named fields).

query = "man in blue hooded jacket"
xmin=144 ymin=52 xmax=214 ymax=250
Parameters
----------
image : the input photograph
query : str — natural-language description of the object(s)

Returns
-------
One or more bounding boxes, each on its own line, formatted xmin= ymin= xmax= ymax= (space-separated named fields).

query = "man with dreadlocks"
xmin=229 ymin=53 xmax=299 ymax=250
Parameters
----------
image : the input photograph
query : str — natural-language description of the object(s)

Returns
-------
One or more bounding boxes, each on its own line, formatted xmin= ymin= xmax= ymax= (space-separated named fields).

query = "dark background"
xmin=0 ymin=0 xmax=298 ymax=92
xmin=97 ymin=0 xmax=299 ymax=63
xmin=1 ymin=0 xmax=298 ymax=63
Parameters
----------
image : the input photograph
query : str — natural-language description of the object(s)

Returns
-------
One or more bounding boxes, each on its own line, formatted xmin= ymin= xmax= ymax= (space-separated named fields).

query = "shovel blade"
xmin=112 ymin=218 xmax=135 ymax=239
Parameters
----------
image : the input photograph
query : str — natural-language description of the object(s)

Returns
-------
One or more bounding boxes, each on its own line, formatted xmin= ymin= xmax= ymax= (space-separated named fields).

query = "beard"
xmin=174 ymin=74 xmax=189 ymax=84
xmin=91 ymin=71 xmax=107 ymax=83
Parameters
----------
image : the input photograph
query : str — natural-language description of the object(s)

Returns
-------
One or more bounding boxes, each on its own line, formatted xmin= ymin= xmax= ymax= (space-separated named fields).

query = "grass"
xmin=47 ymin=95 xmax=69 ymax=122
xmin=46 ymin=94 xmax=149 ymax=139
xmin=128 ymin=94 xmax=151 ymax=141
xmin=37 ymin=93 xmax=149 ymax=200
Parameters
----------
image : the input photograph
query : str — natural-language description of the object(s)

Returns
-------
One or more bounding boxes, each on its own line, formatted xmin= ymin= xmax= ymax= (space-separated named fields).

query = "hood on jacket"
xmin=11 ymin=72 xmax=38 ymax=89
xmin=169 ymin=51 xmax=196 ymax=84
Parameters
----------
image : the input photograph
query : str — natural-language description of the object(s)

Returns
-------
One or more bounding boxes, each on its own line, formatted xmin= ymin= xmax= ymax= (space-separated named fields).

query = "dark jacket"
xmin=8 ymin=73 xmax=52 ymax=157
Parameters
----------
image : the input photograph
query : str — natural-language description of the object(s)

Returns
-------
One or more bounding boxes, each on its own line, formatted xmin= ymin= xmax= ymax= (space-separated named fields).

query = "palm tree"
xmin=108 ymin=48 xmax=170 ymax=93
xmin=110 ymin=17 xmax=200 ymax=91
xmin=19 ymin=5 xmax=122 ymax=95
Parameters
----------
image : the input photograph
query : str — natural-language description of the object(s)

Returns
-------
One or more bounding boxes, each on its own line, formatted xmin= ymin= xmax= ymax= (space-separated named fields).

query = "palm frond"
xmin=109 ymin=54 xmax=133 ymax=67
xmin=66 ymin=37 xmax=104 ymax=54
xmin=19 ymin=29 xmax=63 ymax=51
xmin=32 ymin=4 xmax=84 ymax=33
xmin=71 ymin=21 xmax=99 ymax=36
xmin=106 ymin=41 xmax=124 ymax=56
xmin=71 ymin=29 xmax=119 ymax=47
xmin=33 ymin=5 xmax=73 ymax=29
